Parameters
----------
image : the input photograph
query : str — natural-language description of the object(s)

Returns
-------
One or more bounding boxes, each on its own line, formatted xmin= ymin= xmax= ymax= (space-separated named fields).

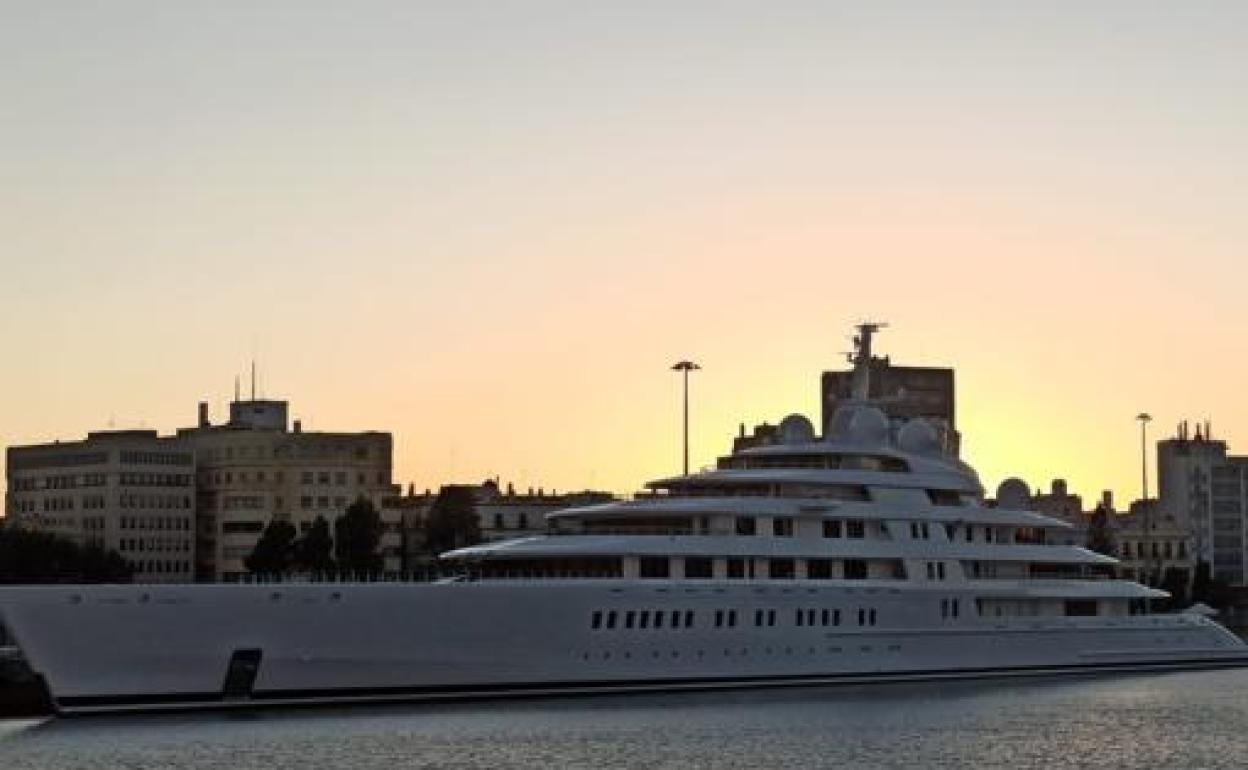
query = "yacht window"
xmin=846 ymin=520 xmax=866 ymax=539
xmin=1064 ymin=600 xmax=1098 ymax=617
xmin=945 ymin=523 xmax=955 ymax=541
xmin=808 ymin=559 xmax=833 ymax=580
xmin=941 ymin=599 xmax=948 ymax=618
xmin=966 ymin=526 xmax=974 ymax=543
xmin=928 ymin=489 xmax=962 ymax=506
xmin=921 ymin=523 xmax=930 ymax=539
xmin=858 ymin=608 xmax=866 ymax=626
xmin=807 ymin=609 xmax=816 ymax=626
xmin=768 ymin=610 xmax=776 ymax=627
xmin=951 ymin=600 xmax=959 ymax=619
xmin=728 ymin=610 xmax=737 ymax=627
xmin=869 ymin=609 xmax=877 ymax=625
xmin=654 ymin=611 xmax=664 ymax=629
xmin=727 ymin=558 xmax=746 ymax=579
xmin=834 ymin=609 xmax=842 ymax=626
xmin=755 ymin=609 xmax=764 ymax=627
xmin=735 ymin=517 xmax=757 ymax=536
xmin=910 ymin=522 xmax=919 ymax=539
xmin=823 ymin=520 xmax=842 ymax=538
xmin=770 ymin=558 xmax=795 ymax=580
xmin=821 ymin=609 xmax=830 ymax=626
xmin=592 ymin=611 xmax=602 ymax=629
xmin=670 ymin=610 xmax=680 ymax=628
xmin=795 ymin=609 xmax=804 ymax=626
xmin=607 ymin=611 xmax=618 ymax=629
xmin=985 ymin=528 xmax=994 ymax=544
xmin=937 ymin=562 xmax=946 ymax=580
xmin=715 ymin=610 xmax=724 ymax=628
xmin=626 ymin=611 xmax=636 ymax=629
xmin=639 ymin=611 xmax=650 ymax=629
xmin=684 ymin=610 xmax=694 ymax=628
xmin=844 ymin=559 xmax=868 ymax=580
xmin=773 ymin=517 xmax=794 ymax=537
xmin=639 ymin=557 xmax=670 ymax=579
xmin=685 ymin=557 xmax=713 ymax=579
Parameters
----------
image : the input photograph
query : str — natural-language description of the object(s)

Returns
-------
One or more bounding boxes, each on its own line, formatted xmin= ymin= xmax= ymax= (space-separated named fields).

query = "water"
xmin=3 ymin=670 xmax=1248 ymax=769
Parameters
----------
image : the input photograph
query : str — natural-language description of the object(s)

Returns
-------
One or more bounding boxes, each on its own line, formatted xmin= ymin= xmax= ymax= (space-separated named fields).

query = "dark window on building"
xmin=592 ymin=611 xmax=602 ymax=629
xmin=727 ymin=558 xmax=746 ymax=579
xmin=823 ymin=519 xmax=842 ymax=538
xmin=808 ymin=559 xmax=833 ymax=579
xmin=846 ymin=520 xmax=866 ymax=539
xmin=728 ymin=610 xmax=737 ymax=627
xmin=735 ymin=516 xmax=757 ymax=536
xmin=607 ymin=611 xmax=617 ymax=629
xmin=773 ymin=517 xmax=794 ymax=537
xmin=767 ymin=610 xmax=776 ymax=627
xmin=625 ymin=611 xmax=635 ymax=629
xmin=844 ymin=559 xmax=868 ymax=580
xmin=684 ymin=610 xmax=694 ymax=628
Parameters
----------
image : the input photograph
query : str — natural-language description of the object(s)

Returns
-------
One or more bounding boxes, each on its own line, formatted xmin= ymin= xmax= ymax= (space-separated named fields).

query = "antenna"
xmin=251 ymin=359 xmax=256 ymax=401
xmin=849 ymin=321 xmax=888 ymax=401
xmin=234 ymin=375 xmax=240 ymax=403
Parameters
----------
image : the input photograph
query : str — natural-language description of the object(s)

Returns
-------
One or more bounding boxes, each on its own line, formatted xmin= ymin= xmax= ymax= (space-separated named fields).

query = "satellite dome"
xmin=779 ymin=414 xmax=815 ymax=444
xmin=897 ymin=418 xmax=940 ymax=455
xmin=842 ymin=406 xmax=890 ymax=445
xmin=825 ymin=406 xmax=857 ymax=441
xmin=996 ymin=478 xmax=1032 ymax=509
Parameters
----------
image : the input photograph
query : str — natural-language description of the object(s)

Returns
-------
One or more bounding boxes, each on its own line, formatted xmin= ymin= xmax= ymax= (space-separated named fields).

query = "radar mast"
xmin=849 ymin=322 xmax=887 ymax=401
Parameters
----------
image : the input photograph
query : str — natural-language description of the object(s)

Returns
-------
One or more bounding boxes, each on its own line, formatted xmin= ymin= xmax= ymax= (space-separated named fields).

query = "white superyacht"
xmin=2 ymin=325 xmax=1245 ymax=713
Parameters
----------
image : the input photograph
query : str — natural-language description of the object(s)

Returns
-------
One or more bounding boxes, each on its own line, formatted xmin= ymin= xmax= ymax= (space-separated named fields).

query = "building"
xmin=476 ymin=480 xmax=614 ymax=542
xmin=178 ymin=398 xmax=398 ymax=582
xmin=5 ymin=430 xmax=196 ymax=583
xmin=821 ymin=357 xmax=959 ymax=455
xmin=1112 ymin=499 xmax=1194 ymax=587
xmin=1155 ymin=421 xmax=1248 ymax=586
xmin=398 ymin=480 xmax=616 ymax=567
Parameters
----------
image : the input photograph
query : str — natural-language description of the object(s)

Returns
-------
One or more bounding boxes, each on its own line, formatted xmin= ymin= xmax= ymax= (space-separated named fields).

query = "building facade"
xmin=5 ymin=430 xmax=196 ymax=583
xmin=179 ymin=399 xmax=398 ymax=582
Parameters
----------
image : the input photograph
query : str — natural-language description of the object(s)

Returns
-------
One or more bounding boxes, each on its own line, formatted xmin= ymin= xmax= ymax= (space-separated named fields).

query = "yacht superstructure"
xmin=1 ymin=325 xmax=1245 ymax=714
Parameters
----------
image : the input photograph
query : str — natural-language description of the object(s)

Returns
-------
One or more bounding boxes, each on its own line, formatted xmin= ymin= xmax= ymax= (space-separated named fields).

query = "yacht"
xmin=2 ymin=325 xmax=1246 ymax=714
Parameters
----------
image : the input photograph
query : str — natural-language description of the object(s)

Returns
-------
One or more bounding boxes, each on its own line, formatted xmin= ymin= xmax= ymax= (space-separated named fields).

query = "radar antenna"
xmin=849 ymin=322 xmax=888 ymax=401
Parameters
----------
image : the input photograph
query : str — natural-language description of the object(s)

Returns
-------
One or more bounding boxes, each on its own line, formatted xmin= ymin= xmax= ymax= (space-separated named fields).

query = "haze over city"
xmin=4 ymin=2 xmax=1247 ymax=505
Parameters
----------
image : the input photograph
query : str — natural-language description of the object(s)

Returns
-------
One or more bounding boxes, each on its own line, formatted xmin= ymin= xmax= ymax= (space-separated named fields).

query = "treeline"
xmin=0 ymin=527 xmax=132 ymax=584
xmin=244 ymin=488 xmax=482 ymax=579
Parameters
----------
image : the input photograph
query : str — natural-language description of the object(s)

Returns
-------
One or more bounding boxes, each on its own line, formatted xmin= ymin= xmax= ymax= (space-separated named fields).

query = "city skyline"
xmin=5 ymin=3 xmax=1248 ymax=507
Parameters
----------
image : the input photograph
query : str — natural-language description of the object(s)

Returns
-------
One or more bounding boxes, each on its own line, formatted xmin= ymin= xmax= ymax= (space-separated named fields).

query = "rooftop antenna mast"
xmin=251 ymin=359 xmax=256 ymax=401
xmin=849 ymin=322 xmax=887 ymax=401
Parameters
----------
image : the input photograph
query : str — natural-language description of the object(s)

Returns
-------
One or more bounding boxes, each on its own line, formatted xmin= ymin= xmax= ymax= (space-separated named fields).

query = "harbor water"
xmin=3 ymin=669 xmax=1248 ymax=769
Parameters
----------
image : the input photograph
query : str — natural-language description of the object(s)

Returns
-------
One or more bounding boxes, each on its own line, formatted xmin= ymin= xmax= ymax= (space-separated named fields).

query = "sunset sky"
xmin=3 ymin=2 xmax=1247 ymax=507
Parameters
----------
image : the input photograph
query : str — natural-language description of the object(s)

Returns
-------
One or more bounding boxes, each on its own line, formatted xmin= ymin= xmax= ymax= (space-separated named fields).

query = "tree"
xmin=0 ymin=528 xmax=132 ymax=584
xmin=423 ymin=485 xmax=481 ymax=556
xmin=244 ymin=519 xmax=297 ymax=577
xmin=293 ymin=515 xmax=335 ymax=576
xmin=1085 ymin=503 xmax=1114 ymax=557
xmin=1159 ymin=566 xmax=1189 ymax=610
xmin=334 ymin=498 xmax=383 ymax=576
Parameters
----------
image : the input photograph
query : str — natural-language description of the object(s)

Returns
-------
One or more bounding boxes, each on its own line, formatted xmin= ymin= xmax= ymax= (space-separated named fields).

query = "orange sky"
xmin=3 ymin=3 xmax=1247 ymax=508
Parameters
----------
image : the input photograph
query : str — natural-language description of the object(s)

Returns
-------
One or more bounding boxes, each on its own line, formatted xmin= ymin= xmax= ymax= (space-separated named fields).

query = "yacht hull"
xmin=3 ymin=581 xmax=1245 ymax=715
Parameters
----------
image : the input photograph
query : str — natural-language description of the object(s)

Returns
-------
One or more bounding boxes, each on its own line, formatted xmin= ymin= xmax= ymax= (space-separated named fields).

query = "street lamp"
xmin=1137 ymin=412 xmax=1153 ymax=588
xmin=1137 ymin=412 xmax=1152 ymax=502
xmin=672 ymin=361 xmax=701 ymax=476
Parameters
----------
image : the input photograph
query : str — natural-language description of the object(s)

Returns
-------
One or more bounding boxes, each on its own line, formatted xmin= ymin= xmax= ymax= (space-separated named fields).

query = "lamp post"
xmin=1137 ymin=412 xmax=1153 ymax=589
xmin=672 ymin=361 xmax=700 ymax=476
